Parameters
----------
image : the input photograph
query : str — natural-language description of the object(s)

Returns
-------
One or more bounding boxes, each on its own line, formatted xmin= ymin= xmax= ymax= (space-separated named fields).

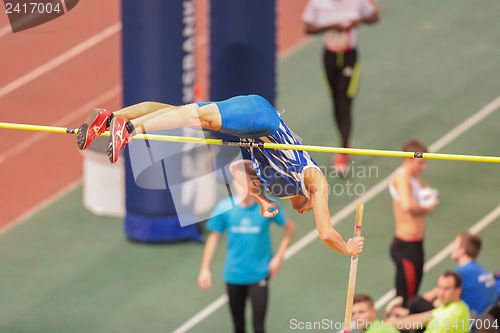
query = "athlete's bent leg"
xmin=115 ymin=94 xmax=279 ymax=136
xmin=107 ymin=94 xmax=279 ymax=162
xmin=107 ymin=103 xmax=222 ymax=163
xmin=130 ymin=103 xmax=221 ymax=134
xmin=206 ymin=95 xmax=280 ymax=138
xmin=116 ymin=94 xmax=278 ymax=137
xmin=113 ymin=101 xmax=174 ymax=120
xmin=77 ymin=102 xmax=172 ymax=150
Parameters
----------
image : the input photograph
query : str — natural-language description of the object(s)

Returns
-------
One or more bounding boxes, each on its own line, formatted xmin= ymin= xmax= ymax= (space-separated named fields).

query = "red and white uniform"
xmin=302 ymin=0 xmax=377 ymax=52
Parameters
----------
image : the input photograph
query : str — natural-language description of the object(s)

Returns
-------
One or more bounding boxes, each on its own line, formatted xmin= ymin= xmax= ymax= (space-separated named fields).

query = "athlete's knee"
xmin=189 ymin=103 xmax=222 ymax=130
xmin=184 ymin=103 xmax=202 ymax=127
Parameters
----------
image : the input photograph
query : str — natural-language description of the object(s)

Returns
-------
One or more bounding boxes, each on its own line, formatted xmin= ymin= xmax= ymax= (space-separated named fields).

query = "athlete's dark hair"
xmin=402 ymin=139 xmax=428 ymax=153
xmin=353 ymin=294 xmax=374 ymax=307
xmin=440 ymin=271 xmax=462 ymax=288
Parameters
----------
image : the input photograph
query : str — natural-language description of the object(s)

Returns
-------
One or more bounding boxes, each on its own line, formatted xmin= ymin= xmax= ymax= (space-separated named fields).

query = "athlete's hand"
xmin=432 ymin=297 xmax=443 ymax=308
xmin=422 ymin=197 xmax=440 ymax=214
xmin=345 ymin=237 xmax=365 ymax=257
xmin=429 ymin=197 xmax=440 ymax=211
xmin=198 ymin=269 xmax=212 ymax=291
xmin=268 ymin=256 xmax=283 ymax=279
xmin=260 ymin=201 xmax=278 ymax=218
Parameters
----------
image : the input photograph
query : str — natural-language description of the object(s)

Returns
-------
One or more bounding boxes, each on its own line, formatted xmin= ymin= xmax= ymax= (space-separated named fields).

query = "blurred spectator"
xmin=302 ymin=0 xmax=379 ymax=172
xmin=352 ymin=294 xmax=400 ymax=333
xmin=385 ymin=303 xmax=410 ymax=321
xmin=389 ymin=140 xmax=439 ymax=306
xmin=449 ymin=232 xmax=496 ymax=316
xmin=496 ymin=272 xmax=500 ymax=299
xmin=198 ymin=161 xmax=294 ymax=333
xmin=409 ymin=232 xmax=497 ymax=317
xmin=387 ymin=272 xmax=471 ymax=333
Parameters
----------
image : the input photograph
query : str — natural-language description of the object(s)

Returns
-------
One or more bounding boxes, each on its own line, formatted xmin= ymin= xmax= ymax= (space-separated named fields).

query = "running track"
xmin=0 ymin=0 xmax=308 ymax=226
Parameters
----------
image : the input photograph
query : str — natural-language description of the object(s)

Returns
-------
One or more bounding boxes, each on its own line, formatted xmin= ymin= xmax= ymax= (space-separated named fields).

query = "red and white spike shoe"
xmin=107 ymin=117 xmax=133 ymax=163
xmin=76 ymin=108 xmax=113 ymax=150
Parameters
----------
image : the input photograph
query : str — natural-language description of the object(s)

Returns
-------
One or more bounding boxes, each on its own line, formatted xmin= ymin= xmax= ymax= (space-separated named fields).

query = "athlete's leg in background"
xmin=323 ymin=49 xmax=359 ymax=148
xmin=249 ymin=280 xmax=269 ymax=333
xmin=226 ymin=283 xmax=248 ymax=333
xmin=390 ymin=238 xmax=424 ymax=306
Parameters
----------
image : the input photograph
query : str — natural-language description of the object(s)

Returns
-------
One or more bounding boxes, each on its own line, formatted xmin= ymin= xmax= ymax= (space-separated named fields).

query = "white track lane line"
xmin=0 ymin=178 xmax=82 ymax=236
xmin=0 ymin=24 xmax=11 ymax=38
xmin=172 ymin=95 xmax=500 ymax=333
xmin=0 ymin=85 xmax=121 ymax=165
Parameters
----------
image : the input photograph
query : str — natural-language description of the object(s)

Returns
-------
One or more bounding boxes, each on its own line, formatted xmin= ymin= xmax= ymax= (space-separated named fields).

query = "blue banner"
xmin=210 ymin=0 xmax=276 ymax=103
xmin=121 ymin=0 xmax=201 ymax=242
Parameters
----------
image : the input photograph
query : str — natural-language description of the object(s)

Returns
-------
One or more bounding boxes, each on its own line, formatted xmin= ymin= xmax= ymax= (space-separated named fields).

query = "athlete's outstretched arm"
xmin=229 ymin=160 xmax=279 ymax=218
xmin=303 ymin=168 xmax=364 ymax=256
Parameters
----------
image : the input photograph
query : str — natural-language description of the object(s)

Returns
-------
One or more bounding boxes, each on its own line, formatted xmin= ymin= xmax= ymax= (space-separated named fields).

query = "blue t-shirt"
xmin=207 ymin=197 xmax=287 ymax=285
xmin=497 ymin=273 xmax=500 ymax=296
xmin=455 ymin=261 xmax=498 ymax=316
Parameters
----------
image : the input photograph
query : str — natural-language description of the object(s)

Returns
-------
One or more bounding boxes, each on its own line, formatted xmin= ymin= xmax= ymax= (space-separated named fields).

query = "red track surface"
xmin=0 ymin=0 xmax=121 ymax=225
xmin=278 ymin=0 xmax=309 ymax=52
xmin=0 ymin=0 xmax=308 ymax=228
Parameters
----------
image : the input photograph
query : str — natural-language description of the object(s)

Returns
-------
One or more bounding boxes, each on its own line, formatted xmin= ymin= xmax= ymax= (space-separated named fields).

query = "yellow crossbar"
xmin=1 ymin=122 xmax=499 ymax=164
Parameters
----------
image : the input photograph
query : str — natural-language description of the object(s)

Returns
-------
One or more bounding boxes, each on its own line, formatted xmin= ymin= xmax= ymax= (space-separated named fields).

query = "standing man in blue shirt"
xmin=451 ymin=232 xmax=497 ymax=316
xmin=198 ymin=160 xmax=295 ymax=333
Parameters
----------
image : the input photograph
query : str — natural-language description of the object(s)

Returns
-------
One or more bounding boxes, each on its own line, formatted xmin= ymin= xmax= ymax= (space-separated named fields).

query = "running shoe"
xmin=76 ymin=108 xmax=113 ymax=150
xmin=107 ymin=117 xmax=133 ymax=163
